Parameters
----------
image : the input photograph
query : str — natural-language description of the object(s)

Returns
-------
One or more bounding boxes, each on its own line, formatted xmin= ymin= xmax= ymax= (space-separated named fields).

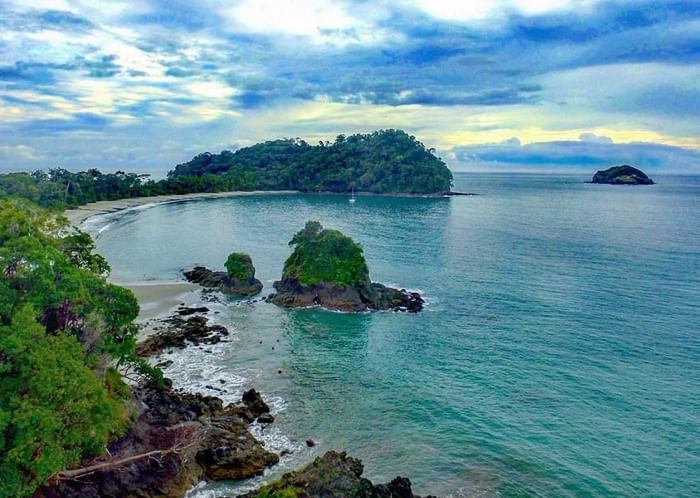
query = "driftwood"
xmin=48 ymin=439 xmax=200 ymax=484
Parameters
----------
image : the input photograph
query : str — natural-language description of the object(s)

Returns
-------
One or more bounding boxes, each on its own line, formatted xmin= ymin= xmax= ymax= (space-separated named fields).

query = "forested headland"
xmin=0 ymin=130 xmax=453 ymax=210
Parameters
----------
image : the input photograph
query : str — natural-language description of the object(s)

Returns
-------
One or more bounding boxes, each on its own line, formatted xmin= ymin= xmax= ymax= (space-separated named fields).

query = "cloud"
xmin=221 ymin=0 xmax=397 ymax=46
xmin=410 ymin=0 xmax=600 ymax=22
xmin=0 ymin=0 xmax=699 ymax=171
xmin=451 ymin=135 xmax=700 ymax=172
xmin=0 ymin=145 xmax=41 ymax=160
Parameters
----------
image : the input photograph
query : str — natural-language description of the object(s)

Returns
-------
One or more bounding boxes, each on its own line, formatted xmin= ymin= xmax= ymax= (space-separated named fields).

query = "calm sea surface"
xmin=90 ymin=173 xmax=700 ymax=497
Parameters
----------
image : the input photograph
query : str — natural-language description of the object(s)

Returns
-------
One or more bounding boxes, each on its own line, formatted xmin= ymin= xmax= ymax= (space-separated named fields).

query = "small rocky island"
xmin=185 ymin=252 xmax=263 ymax=296
xmin=270 ymin=221 xmax=423 ymax=312
xmin=590 ymin=165 xmax=655 ymax=185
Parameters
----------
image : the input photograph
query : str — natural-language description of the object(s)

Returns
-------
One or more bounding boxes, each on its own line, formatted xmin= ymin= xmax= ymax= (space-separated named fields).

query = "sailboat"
xmin=349 ymin=188 xmax=356 ymax=204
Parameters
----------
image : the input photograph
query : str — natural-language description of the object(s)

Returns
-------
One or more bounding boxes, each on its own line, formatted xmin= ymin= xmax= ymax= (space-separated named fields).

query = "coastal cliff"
xmin=270 ymin=221 xmax=423 ymax=312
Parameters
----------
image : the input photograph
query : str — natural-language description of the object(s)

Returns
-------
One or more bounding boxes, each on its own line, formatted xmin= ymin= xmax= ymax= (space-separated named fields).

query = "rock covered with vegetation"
xmin=270 ymin=221 xmax=423 ymax=312
xmin=590 ymin=165 xmax=655 ymax=185
xmin=184 ymin=252 xmax=263 ymax=296
xmin=238 ymin=450 xmax=437 ymax=498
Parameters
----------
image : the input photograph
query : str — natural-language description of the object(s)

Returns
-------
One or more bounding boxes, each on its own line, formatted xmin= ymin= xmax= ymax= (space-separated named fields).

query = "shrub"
xmin=225 ymin=252 xmax=255 ymax=281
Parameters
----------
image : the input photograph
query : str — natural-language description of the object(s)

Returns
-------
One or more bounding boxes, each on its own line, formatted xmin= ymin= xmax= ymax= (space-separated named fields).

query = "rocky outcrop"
xmin=270 ymin=278 xmax=423 ymax=313
xmin=238 ymin=451 xmax=437 ymax=498
xmin=136 ymin=314 xmax=229 ymax=356
xmin=36 ymin=385 xmax=279 ymax=498
xmin=184 ymin=263 xmax=263 ymax=297
xmin=590 ymin=165 xmax=655 ymax=185
xmin=270 ymin=221 xmax=423 ymax=313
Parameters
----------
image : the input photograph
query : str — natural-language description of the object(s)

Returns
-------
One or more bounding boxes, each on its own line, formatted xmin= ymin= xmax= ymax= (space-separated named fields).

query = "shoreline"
xmin=64 ymin=189 xmax=473 ymax=227
xmin=64 ymin=190 xmax=298 ymax=226
xmin=122 ymin=281 xmax=201 ymax=322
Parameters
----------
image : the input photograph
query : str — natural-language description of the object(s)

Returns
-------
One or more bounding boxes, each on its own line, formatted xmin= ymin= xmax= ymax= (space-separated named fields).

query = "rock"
xmin=184 ymin=255 xmax=263 ymax=297
xmin=136 ymin=315 xmax=229 ymax=356
xmin=196 ymin=418 xmax=279 ymax=480
xmin=271 ymin=278 xmax=423 ymax=313
xmin=242 ymin=388 xmax=270 ymax=418
xmin=270 ymin=222 xmax=423 ymax=313
xmin=590 ymin=165 xmax=655 ymax=185
xmin=306 ymin=439 xmax=316 ymax=447
xmin=37 ymin=384 xmax=279 ymax=498
xmin=177 ymin=306 xmax=210 ymax=316
xmin=257 ymin=413 xmax=274 ymax=424
xmin=237 ymin=451 xmax=437 ymax=498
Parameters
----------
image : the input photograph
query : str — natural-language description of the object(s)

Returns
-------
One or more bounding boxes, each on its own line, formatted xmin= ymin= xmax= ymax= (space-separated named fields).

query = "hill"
xmin=169 ymin=130 xmax=453 ymax=194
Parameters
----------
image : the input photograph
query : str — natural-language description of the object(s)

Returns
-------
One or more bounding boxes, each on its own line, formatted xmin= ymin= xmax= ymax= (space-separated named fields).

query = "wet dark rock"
xmin=242 ymin=388 xmax=270 ymax=418
xmin=196 ymin=418 xmax=279 ymax=481
xmin=136 ymin=315 xmax=229 ymax=356
xmin=177 ymin=305 xmax=210 ymax=316
xmin=257 ymin=413 xmax=274 ymax=424
xmin=306 ymin=439 xmax=316 ymax=447
xmin=237 ymin=451 xmax=437 ymax=498
xmin=590 ymin=165 xmax=655 ymax=185
xmin=185 ymin=265 xmax=263 ymax=297
xmin=270 ymin=278 xmax=423 ymax=313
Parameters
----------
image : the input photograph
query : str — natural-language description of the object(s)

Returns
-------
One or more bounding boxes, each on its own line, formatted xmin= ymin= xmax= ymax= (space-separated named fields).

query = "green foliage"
xmin=253 ymin=487 xmax=299 ymax=498
xmin=105 ymin=367 xmax=131 ymax=400
xmin=169 ymin=130 xmax=453 ymax=194
xmin=0 ymin=306 xmax=129 ymax=497
xmin=224 ymin=252 xmax=255 ymax=281
xmin=0 ymin=131 xmax=453 ymax=211
xmin=0 ymin=168 xmax=162 ymax=211
xmin=283 ymin=221 xmax=369 ymax=287
xmin=0 ymin=198 xmax=164 ymax=495
xmin=59 ymin=230 xmax=111 ymax=276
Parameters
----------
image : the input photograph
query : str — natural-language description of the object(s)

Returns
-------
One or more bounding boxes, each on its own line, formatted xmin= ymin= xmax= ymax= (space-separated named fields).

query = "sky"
xmin=1 ymin=0 xmax=699 ymax=173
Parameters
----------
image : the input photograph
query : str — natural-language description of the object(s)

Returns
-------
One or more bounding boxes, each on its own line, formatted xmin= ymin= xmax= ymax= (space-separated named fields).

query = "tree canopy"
xmin=225 ymin=252 xmax=256 ymax=281
xmin=170 ymin=130 xmax=453 ymax=194
xmin=0 ymin=131 xmax=453 ymax=211
xmin=0 ymin=198 xmax=161 ymax=496
xmin=282 ymin=221 xmax=370 ymax=287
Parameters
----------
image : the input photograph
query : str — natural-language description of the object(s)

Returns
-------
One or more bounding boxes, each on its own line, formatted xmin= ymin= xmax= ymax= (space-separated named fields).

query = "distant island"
xmin=590 ymin=165 xmax=655 ymax=185
xmin=0 ymin=130 xmax=453 ymax=210
xmin=271 ymin=221 xmax=423 ymax=312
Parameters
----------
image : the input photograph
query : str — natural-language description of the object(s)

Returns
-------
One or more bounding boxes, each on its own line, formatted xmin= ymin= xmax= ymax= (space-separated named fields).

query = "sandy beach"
xmin=64 ymin=190 xmax=297 ymax=226
xmin=65 ymin=192 xmax=291 ymax=322
xmin=122 ymin=281 xmax=201 ymax=322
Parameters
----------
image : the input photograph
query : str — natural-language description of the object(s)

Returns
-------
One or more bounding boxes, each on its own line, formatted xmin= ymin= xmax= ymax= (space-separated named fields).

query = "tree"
xmin=283 ymin=221 xmax=369 ymax=287
xmin=0 ymin=306 xmax=128 ymax=497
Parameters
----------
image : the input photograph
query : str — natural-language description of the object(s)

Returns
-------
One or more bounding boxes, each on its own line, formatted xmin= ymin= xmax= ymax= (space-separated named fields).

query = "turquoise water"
xmin=92 ymin=173 xmax=700 ymax=497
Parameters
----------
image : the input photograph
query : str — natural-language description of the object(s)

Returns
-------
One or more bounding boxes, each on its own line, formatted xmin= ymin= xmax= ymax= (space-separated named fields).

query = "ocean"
xmin=88 ymin=172 xmax=700 ymax=497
